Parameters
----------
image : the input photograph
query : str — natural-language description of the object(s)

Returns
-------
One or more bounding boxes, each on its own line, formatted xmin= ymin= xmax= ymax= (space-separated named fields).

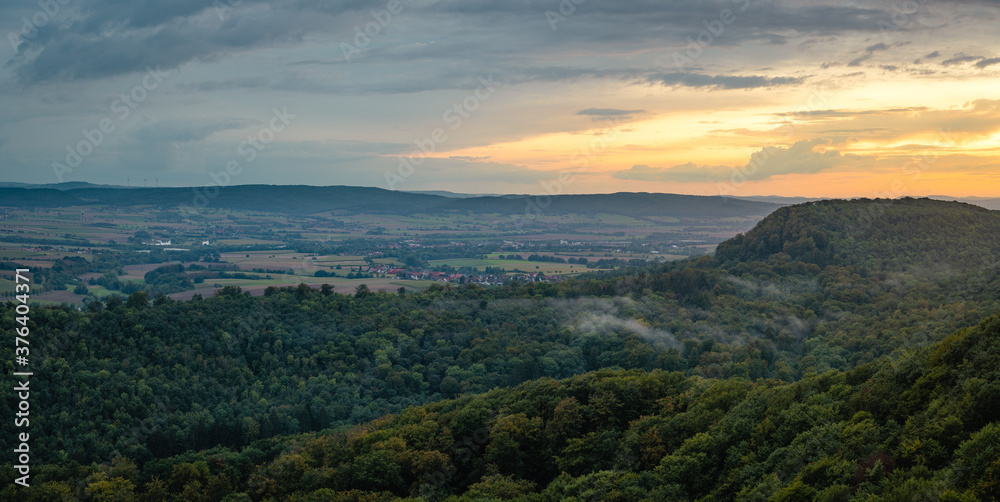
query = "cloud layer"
xmin=613 ymin=140 xmax=843 ymax=183
xmin=0 ymin=0 xmax=998 ymax=194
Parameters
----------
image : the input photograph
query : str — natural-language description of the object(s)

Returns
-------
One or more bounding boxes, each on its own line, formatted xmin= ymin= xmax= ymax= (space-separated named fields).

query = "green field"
xmin=0 ymin=201 xmax=757 ymax=305
xmin=83 ymin=285 xmax=116 ymax=297
xmin=167 ymin=277 xmax=440 ymax=300
xmin=0 ymin=249 xmax=44 ymax=259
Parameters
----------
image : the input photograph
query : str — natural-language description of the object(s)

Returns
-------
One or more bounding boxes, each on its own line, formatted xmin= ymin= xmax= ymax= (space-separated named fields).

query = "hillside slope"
xmin=574 ymin=197 xmax=1000 ymax=373
xmin=5 ymin=311 xmax=996 ymax=500
xmin=715 ymin=197 xmax=1000 ymax=271
xmin=241 ymin=312 xmax=1000 ymax=501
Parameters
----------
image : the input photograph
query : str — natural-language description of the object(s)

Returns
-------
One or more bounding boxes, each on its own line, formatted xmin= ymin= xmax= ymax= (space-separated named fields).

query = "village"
xmin=356 ymin=262 xmax=565 ymax=287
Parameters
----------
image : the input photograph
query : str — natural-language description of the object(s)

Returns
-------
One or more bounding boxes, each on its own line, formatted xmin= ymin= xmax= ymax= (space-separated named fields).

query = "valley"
xmin=1 ymin=195 xmax=999 ymax=500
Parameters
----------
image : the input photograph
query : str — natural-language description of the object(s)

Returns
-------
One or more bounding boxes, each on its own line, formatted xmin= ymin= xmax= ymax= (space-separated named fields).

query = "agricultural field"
xmin=0 ymin=194 xmax=772 ymax=306
xmin=167 ymin=278 xmax=439 ymax=300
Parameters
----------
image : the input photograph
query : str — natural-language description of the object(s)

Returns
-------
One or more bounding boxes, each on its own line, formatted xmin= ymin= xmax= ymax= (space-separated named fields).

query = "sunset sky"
xmin=1 ymin=0 xmax=998 ymax=197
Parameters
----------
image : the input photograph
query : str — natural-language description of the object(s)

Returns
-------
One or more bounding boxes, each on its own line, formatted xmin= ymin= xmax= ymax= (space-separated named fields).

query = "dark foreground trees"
xmin=3 ymin=311 xmax=998 ymax=501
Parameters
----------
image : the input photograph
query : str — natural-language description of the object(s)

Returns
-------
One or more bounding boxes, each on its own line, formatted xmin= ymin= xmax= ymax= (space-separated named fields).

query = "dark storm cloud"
xmin=430 ymin=0 xmax=887 ymax=33
xmin=4 ymin=0 xmax=382 ymax=84
xmin=494 ymin=66 xmax=804 ymax=91
xmin=3 ymin=0 xmax=921 ymax=86
xmin=172 ymin=65 xmax=806 ymax=96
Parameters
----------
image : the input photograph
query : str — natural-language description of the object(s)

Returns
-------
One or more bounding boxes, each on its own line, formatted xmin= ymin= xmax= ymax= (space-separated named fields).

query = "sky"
xmin=1 ymin=0 xmax=999 ymax=197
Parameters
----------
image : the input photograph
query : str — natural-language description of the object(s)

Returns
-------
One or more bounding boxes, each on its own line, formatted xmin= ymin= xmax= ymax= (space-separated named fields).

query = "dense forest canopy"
xmin=2 ymin=197 xmax=998 ymax=500
xmin=3 ymin=308 xmax=998 ymax=500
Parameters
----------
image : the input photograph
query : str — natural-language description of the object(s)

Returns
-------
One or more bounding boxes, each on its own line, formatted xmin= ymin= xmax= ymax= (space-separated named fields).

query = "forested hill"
xmin=174 ymin=311 xmax=996 ymax=501
xmin=579 ymin=198 xmax=1000 ymax=369
xmin=0 ymin=185 xmax=780 ymax=217
xmin=4 ymin=311 xmax=998 ymax=500
xmin=715 ymin=197 xmax=1000 ymax=271
xmin=2 ymin=197 xmax=1000 ymax=499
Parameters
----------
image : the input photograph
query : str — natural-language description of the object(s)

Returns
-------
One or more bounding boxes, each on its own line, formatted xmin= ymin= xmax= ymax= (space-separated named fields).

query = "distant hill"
xmin=64 ymin=185 xmax=448 ymax=215
xmin=732 ymin=195 xmax=822 ymax=205
xmin=733 ymin=194 xmax=1000 ymax=211
xmin=0 ymin=185 xmax=782 ymax=218
xmin=715 ymin=197 xmax=1000 ymax=272
xmin=406 ymin=190 xmax=506 ymax=199
xmin=0 ymin=187 xmax=88 ymax=207
xmin=929 ymin=195 xmax=1000 ymax=211
xmin=444 ymin=193 xmax=778 ymax=218
xmin=583 ymin=196 xmax=1000 ymax=378
xmin=0 ymin=181 xmax=124 ymax=190
xmin=2 ymin=183 xmax=995 ymax=214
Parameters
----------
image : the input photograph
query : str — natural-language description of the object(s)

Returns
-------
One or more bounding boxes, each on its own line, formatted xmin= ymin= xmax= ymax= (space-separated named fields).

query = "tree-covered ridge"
xmin=715 ymin=197 xmax=1000 ymax=272
xmin=5 ymin=311 xmax=998 ymax=501
xmin=0 ymin=286 xmax=694 ymax=467
xmin=574 ymin=198 xmax=1000 ymax=372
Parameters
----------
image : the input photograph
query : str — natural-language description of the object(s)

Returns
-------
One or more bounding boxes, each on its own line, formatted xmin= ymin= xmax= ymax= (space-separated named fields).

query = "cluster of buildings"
xmin=363 ymin=263 xmax=562 ymax=286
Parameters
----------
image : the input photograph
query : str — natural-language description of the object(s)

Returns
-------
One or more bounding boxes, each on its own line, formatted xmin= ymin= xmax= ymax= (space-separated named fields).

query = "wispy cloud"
xmin=647 ymin=72 xmax=806 ymax=90
xmin=577 ymin=108 xmax=645 ymax=117
xmin=613 ymin=140 xmax=843 ymax=183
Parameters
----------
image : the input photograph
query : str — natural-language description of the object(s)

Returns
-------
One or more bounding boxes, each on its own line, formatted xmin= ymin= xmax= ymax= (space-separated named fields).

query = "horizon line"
xmin=0 ymin=181 xmax=995 ymax=200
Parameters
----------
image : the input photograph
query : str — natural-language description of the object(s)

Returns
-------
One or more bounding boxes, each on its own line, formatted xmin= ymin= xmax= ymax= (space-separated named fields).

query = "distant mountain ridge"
xmin=731 ymin=195 xmax=822 ymax=205
xmin=2 ymin=183 xmax=996 ymax=215
xmin=0 ymin=184 xmax=781 ymax=218
xmin=730 ymin=194 xmax=1000 ymax=211
xmin=0 ymin=181 xmax=126 ymax=190
xmin=928 ymin=195 xmax=1000 ymax=211
xmin=405 ymin=190 xmax=508 ymax=199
